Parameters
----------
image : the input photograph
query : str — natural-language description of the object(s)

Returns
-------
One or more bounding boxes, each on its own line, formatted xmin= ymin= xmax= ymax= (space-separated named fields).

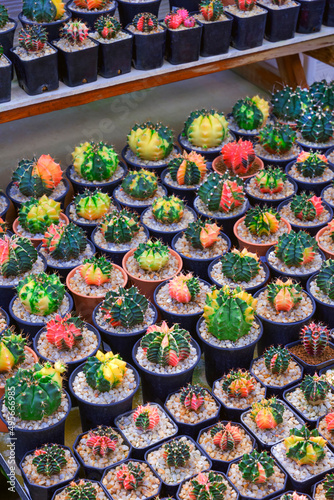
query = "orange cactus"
xmin=34 ymin=154 xmax=62 ymax=190
xmin=80 ymin=256 xmax=112 ymax=286
xmin=255 ymin=463 xmax=267 ymax=484
xmin=168 ymin=273 xmax=200 ymax=303
xmin=326 ymin=413 xmax=334 ymax=432
xmin=200 ymin=222 xmax=220 ymax=248
xmin=220 ymin=180 xmax=244 ymax=212
xmin=176 ymin=151 xmax=206 ymax=185
xmin=211 ymin=422 xmax=242 ymax=450
xmin=267 ymin=279 xmax=303 ymax=312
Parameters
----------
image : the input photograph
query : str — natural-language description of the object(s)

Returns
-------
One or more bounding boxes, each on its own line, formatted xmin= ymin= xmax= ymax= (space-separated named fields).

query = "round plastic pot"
xmin=113 ymin=183 xmax=168 ymax=215
xmin=65 ymin=200 xmax=121 ymax=239
xmin=169 ymin=0 xmax=199 ymax=9
xmin=265 ymin=245 xmax=325 ymax=286
xmin=9 ymin=291 xmax=73 ymax=339
xmin=18 ymin=10 xmax=71 ymax=41
xmin=66 ymin=162 xmax=127 ymax=195
xmin=92 ymin=300 xmax=158 ymax=362
xmin=286 ymin=339 xmax=334 ymax=375
xmin=208 ymin=257 xmax=270 ymax=294
xmin=197 ymin=316 xmax=263 ymax=388
xmin=128 ymin=25 xmax=166 ymax=71
xmin=6 ymin=179 xmax=70 ymax=212
xmin=54 ymin=37 xmax=99 ymax=87
xmin=306 ymin=273 xmax=334 ymax=328
xmin=196 ymin=421 xmax=256 ymax=473
xmin=10 ymin=43 xmax=58 ymax=96
xmin=285 ymin=160 xmax=334 ymax=196
xmin=67 ymin=1 xmax=117 ymax=28
xmin=212 ymin=155 xmax=264 ymax=180
xmin=114 ymin=403 xmax=177 ymax=460
xmin=96 ymin=30 xmax=133 ymax=78
xmin=197 ymin=13 xmax=233 ymax=57
xmin=122 ymin=247 xmax=183 ymax=303
xmin=73 ymin=425 xmax=132 ymax=480
xmin=40 ymin=240 xmax=96 ymax=280
xmin=176 ymin=470 xmax=239 ymax=500
xmin=121 ymin=145 xmax=180 ymax=175
xmin=271 ymin=491 xmax=312 ymax=500
xmin=326 ymin=146 xmax=334 ymax=168
xmin=0 ymin=18 xmax=17 ymax=60
xmin=160 ymin=167 xmax=202 ymax=206
xmin=66 ymin=263 xmax=128 ymax=324
xmin=253 ymin=287 xmax=316 ymax=355
xmin=277 ymin=198 xmax=333 ymax=236
xmin=244 ymin=176 xmax=298 ymax=208
xmin=68 ymin=362 xmax=140 ymax=431
xmin=12 ymin=212 xmax=69 ymax=248
xmin=321 ymin=184 xmax=334 ymax=211
xmin=0 ymin=56 xmax=11 ymax=103
xmin=316 ymin=226 xmax=334 ymax=259
xmin=0 ymin=193 xmax=10 ymax=219
xmin=178 ymin=132 xmax=236 ymax=162
xmin=233 ymin=216 xmax=291 ymax=257
xmin=171 ymin=230 xmax=231 ymax=282
xmin=296 ymin=0 xmax=326 ymax=32
xmin=317 ymin=414 xmax=334 ymax=453
xmin=324 ymin=0 xmax=334 ymax=23
xmin=140 ymin=206 xmax=197 ymax=246
xmin=259 ymin=1 xmax=300 ymax=41
xmin=296 ymin=136 xmax=332 ymax=152
xmin=132 ymin=338 xmax=201 ymax=405
xmin=165 ymin=23 xmax=202 ymax=65
xmin=51 ymin=479 xmax=110 ymax=500
xmin=118 ymin=0 xmax=161 ymax=26
xmin=228 ymin=8 xmax=267 ymax=50
xmin=0 ymin=390 xmax=71 ymax=466
xmin=19 ymin=444 xmax=80 ymax=500
xmin=225 ymin=112 xmax=262 ymax=142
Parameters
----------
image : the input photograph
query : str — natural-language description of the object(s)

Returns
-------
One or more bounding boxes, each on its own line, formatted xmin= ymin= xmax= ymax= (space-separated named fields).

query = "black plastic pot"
xmin=285 ymin=160 xmax=334 ymax=196
xmin=11 ymin=44 xmax=58 ymax=96
xmin=282 ymin=383 xmax=329 ymax=427
xmin=244 ymin=177 xmax=298 ymax=209
xmin=95 ymin=31 xmax=133 ymax=78
xmin=0 ymin=56 xmax=11 ymax=103
xmin=286 ymin=339 xmax=334 ymax=375
xmin=324 ymin=0 xmax=334 ymax=24
xmin=68 ymin=362 xmax=140 ymax=431
xmin=118 ymin=0 xmax=161 ymax=27
xmin=18 ymin=10 xmax=72 ymax=42
xmin=113 ymin=183 xmax=168 ymax=215
xmin=9 ymin=292 xmax=73 ymax=339
xmin=196 ymin=316 xmax=263 ymax=388
xmin=140 ymin=206 xmax=197 ymax=245
xmin=321 ymin=184 xmax=334 ymax=210
xmin=6 ymin=178 xmax=70 ymax=211
xmin=296 ymin=0 xmax=326 ymax=32
xmin=92 ymin=301 xmax=158 ymax=363
xmin=165 ymin=22 xmax=202 ymax=65
xmin=114 ymin=403 xmax=178 ymax=460
xmin=51 ymin=479 xmax=110 ymax=500
xmin=196 ymin=421 xmax=256 ymax=473
xmin=208 ymin=257 xmax=270 ymax=294
xmin=127 ymin=24 xmax=166 ymax=71
xmin=227 ymin=7 xmax=267 ymax=50
xmin=253 ymin=287 xmax=316 ymax=355
xmin=121 ymin=145 xmax=181 ymax=175
xmin=306 ymin=273 xmax=334 ymax=329
xmin=66 ymin=162 xmax=127 ymax=195
xmin=326 ymin=146 xmax=334 ymax=168
xmin=0 ymin=391 xmax=71 ymax=466
xmin=197 ymin=13 xmax=233 ymax=57
xmin=176 ymin=470 xmax=240 ymax=500
xmin=297 ymin=137 xmax=334 ymax=153
xmin=39 ymin=240 xmax=96 ymax=279
xmin=317 ymin=414 xmax=334 ymax=453
xmin=0 ymin=308 xmax=10 ymax=334
xmin=259 ymin=1 xmax=300 ymax=41
xmin=272 ymin=491 xmax=312 ymax=500
xmin=73 ymin=425 xmax=132 ymax=480
xmin=277 ymin=198 xmax=333 ymax=236
xmin=169 ymin=0 xmax=199 ymax=10
xmin=132 ymin=338 xmax=201 ymax=405
xmin=67 ymin=1 xmax=117 ymax=28
xmin=226 ymin=112 xmax=264 ymax=143
xmin=54 ymin=37 xmax=98 ymax=87
xmin=255 ymin=146 xmax=301 ymax=169
xmin=178 ymin=132 xmax=236 ymax=162
xmin=19 ymin=444 xmax=80 ymax=500
xmin=160 ymin=167 xmax=204 ymax=206
xmin=0 ymin=18 xmax=17 ymax=60
xmin=0 ymin=193 xmax=10 ymax=220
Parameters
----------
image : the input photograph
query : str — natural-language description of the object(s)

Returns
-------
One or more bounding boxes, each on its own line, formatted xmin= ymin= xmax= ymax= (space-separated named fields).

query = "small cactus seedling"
xmin=74 ymin=190 xmax=111 ymax=221
xmin=298 ymin=107 xmax=333 ymax=144
xmin=100 ymin=209 xmax=139 ymax=244
xmin=300 ymin=373 xmax=329 ymax=404
xmin=203 ymin=286 xmax=257 ymax=341
xmin=169 ymin=273 xmax=200 ymax=303
xmin=72 ymin=141 xmax=119 ymax=182
xmin=284 ymin=425 xmax=326 ymax=465
xmin=220 ymin=248 xmax=260 ymax=283
xmin=271 ymin=86 xmax=309 ymax=122
xmin=290 ymin=193 xmax=324 ymax=221
xmin=200 ymin=0 xmax=224 ymax=20
xmin=300 ymin=322 xmax=330 ymax=358
xmin=22 ymin=0 xmax=65 ymax=22
xmin=326 ymin=413 xmax=334 ymax=433
xmin=17 ymin=272 xmax=65 ymax=316
xmin=19 ymin=195 xmax=61 ymax=234
xmin=94 ymin=15 xmax=121 ymax=38
xmin=0 ymin=235 xmax=38 ymax=278
xmin=0 ymin=331 xmax=26 ymax=373
xmin=84 ymin=350 xmax=127 ymax=392
xmin=163 ymin=439 xmax=191 ymax=467
xmin=86 ymin=426 xmax=119 ymax=456
xmin=179 ymin=384 xmax=206 ymax=411
xmin=323 ymin=473 xmax=334 ymax=500
xmin=210 ymin=422 xmax=242 ymax=450
xmin=189 ymin=471 xmax=227 ymax=500
xmin=140 ymin=321 xmax=191 ymax=367
xmin=100 ymin=286 xmax=148 ymax=328
xmin=32 ymin=444 xmax=67 ymax=476
xmin=132 ymin=12 xmax=159 ymax=32
xmin=198 ymin=172 xmax=246 ymax=213
xmin=152 ymin=195 xmax=184 ymax=223
xmin=12 ymin=155 xmax=62 ymax=198
xmin=168 ymin=150 xmax=206 ymax=185
xmin=263 ymin=346 xmax=291 ymax=374
xmin=255 ymin=167 xmax=286 ymax=194
xmin=232 ymin=96 xmax=268 ymax=130
xmin=127 ymin=121 xmax=173 ymax=161
xmin=0 ymin=4 xmax=9 ymax=28
xmin=42 ymin=222 xmax=87 ymax=261
xmin=238 ymin=450 xmax=274 ymax=483
xmin=63 ymin=480 xmax=96 ymax=500
xmin=222 ymin=369 xmax=255 ymax=398
xmin=80 ymin=256 xmax=113 ymax=286
xmin=275 ymin=230 xmax=318 ymax=267
xmin=116 ymin=462 xmax=145 ymax=490
xmin=183 ymin=109 xmax=229 ymax=149
xmin=221 ymin=139 xmax=255 ymax=176
xmin=74 ymin=0 xmax=108 ymax=10
xmin=267 ymin=278 xmax=302 ymax=312
xmin=258 ymin=123 xmax=297 ymax=155
xmin=295 ymin=151 xmax=328 ymax=178
xmin=46 ymin=313 xmax=83 ymax=350
xmin=316 ymin=259 xmax=334 ymax=300
xmin=244 ymin=206 xmax=280 ymax=237
xmin=184 ymin=219 xmax=220 ymax=249
xmin=133 ymin=404 xmax=160 ymax=431
xmin=61 ymin=20 xmax=89 ymax=44
xmin=18 ymin=25 xmax=48 ymax=51
xmin=121 ymin=169 xmax=158 ymax=200
xmin=134 ymin=239 xmax=170 ymax=271
xmin=250 ymin=398 xmax=284 ymax=430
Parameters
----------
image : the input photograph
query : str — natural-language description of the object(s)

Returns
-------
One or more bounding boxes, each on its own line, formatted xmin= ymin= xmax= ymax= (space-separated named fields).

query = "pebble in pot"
xmin=296 ymin=106 xmax=334 ymax=152
xmin=254 ymin=122 xmax=301 ymax=168
xmin=244 ymin=166 xmax=298 ymax=208
xmin=286 ymin=150 xmax=334 ymax=196
xmin=212 ymin=137 xmax=264 ymax=180
xmin=177 ymin=469 xmax=239 ymax=500
xmin=228 ymin=95 xmax=271 ymax=142
xmin=313 ymin=472 xmax=334 ymax=500
xmin=307 ymin=261 xmax=334 ymax=328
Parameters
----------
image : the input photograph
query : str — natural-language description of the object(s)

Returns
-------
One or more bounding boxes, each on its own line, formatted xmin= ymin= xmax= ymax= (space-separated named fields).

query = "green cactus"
xmin=323 ymin=473 xmax=334 ymax=500
xmin=42 ymin=222 xmax=87 ymax=261
xmin=203 ymin=285 xmax=257 ymax=341
xmin=274 ymin=230 xmax=318 ymax=267
xmin=200 ymin=0 xmax=225 ymax=20
xmin=271 ymin=86 xmax=309 ymax=122
xmin=179 ymin=384 xmax=205 ymax=411
xmin=74 ymin=190 xmax=111 ymax=221
xmin=298 ymin=107 xmax=333 ymax=144
xmin=232 ymin=97 xmax=265 ymax=130
xmin=244 ymin=206 xmax=280 ymax=236
xmin=80 ymin=256 xmax=113 ymax=286
xmin=316 ymin=259 xmax=334 ymax=299
xmin=238 ymin=450 xmax=274 ymax=484
xmin=18 ymin=25 xmax=48 ymax=52
xmin=84 ymin=351 xmax=127 ymax=392
xmin=22 ymin=0 xmax=65 ymax=22
xmin=152 ymin=195 xmax=184 ymax=223
xmin=12 ymin=155 xmax=62 ymax=198
xmin=295 ymin=151 xmax=328 ymax=178
xmin=254 ymin=167 xmax=287 ymax=194
xmin=140 ymin=322 xmax=191 ymax=367
xmin=198 ymin=172 xmax=245 ymax=213
xmin=300 ymin=322 xmax=329 ymax=358
xmin=72 ymin=141 xmax=119 ymax=182
xmin=94 ymin=15 xmax=121 ymax=39
xmin=263 ymin=346 xmax=291 ymax=374
xmin=127 ymin=121 xmax=174 ymax=161
xmin=183 ymin=109 xmax=229 ymax=149
xmin=284 ymin=425 xmax=326 ymax=465
xmin=17 ymin=272 xmax=65 ymax=316
xmin=121 ymin=169 xmax=158 ymax=200
xmin=61 ymin=20 xmax=89 ymax=44
xmin=0 ymin=4 xmax=9 ymax=28
xmin=132 ymin=12 xmax=159 ymax=32
xmin=18 ymin=195 xmax=61 ymax=234
xmin=0 ymin=235 xmax=38 ymax=278
xmin=190 ymin=471 xmax=227 ymax=500
xmin=220 ymin=248 xmax=260 ymax=283
xmin=290 ymin=193 xmax=324 ymax=221
xmin=163 ymin=439 xmax=190 ymax=467
xmin=258 ymin=123 xmax=297 ymax=155
xmin=167 ymin=150 xmax=206 ymax=186
xmin=134 ymin=239 xmax=170 ymax=271
xmin=64 ymin=480 xmax=96 ymax=500
xmin=100 ymin=209 xmax=139 ymax=244
xmin=32 ymin=444 xmax=67 ymax=476
xmin=0 ymin=331 xmax=26 ymax=373
xmin=300 ymin=373 xmax=329 ymax=404
xmin=310 ymin=80 xmax=334 ymax=111
xmin=184 ymin=219 xmax=220 ymax=250
xmin=100 ymin=286 xmax=148 ymax=328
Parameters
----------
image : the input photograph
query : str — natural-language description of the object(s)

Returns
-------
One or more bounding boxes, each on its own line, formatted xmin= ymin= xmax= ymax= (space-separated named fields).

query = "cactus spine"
xmin=264 ymin=346 xmax=291 ymax=374
xmin=100 ymin=209 xmax=139 ymax=244
xmin=298 ymin=107 xmax=333 ymax=144
xmin=100 ymin=286 xmax=148 ymax=328
xmin=300 ymin=373 xmax=329 ymax=404
xmin=232 ymin=97 xmax=268 ymax=130
xmin=0 ymin=235 xmax=38 ymax=278
xmin=238 ymin=450 xmax=274 ymax=483
xmin=220 ymin=248 xmax=260 ymax=283
xmin=32 ymin=444 xmax=67 ymax=476
xmin=258 ymin=123 xmax=297 ymax=155
xmin=17 ymin=272 xmax=65 ymax=316
xmin=295 ymin=151 xmax=328 ymax=178
xmin=163 ymin=439 xmax=191 ymax=467
xmin=84 ymin=350 xmax=127 ymax=392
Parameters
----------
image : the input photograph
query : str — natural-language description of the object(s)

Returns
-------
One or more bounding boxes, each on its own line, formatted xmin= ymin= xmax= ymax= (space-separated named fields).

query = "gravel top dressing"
xmin=9 ymin=181 xmax=67 ymax=203
xmin=68 ymin=201 xmax=118 ymax=225
xmin=319 ymin=418 xmax=334 ymax=447
xmin=288 ymin=164 xmax=334 ymax=183
xmin=199 ymin=319 xmax=261 ymax=349
xmin=13 ymin=45 xmax=56 ymax=61
xmin=68 ymin=266 xmax=125 ymax=297
xmin=323 ymin=368 xmax=334 ymax=385
xmin=251 ymin=356 xmax=302 ymax=387
xmin=114 ymin=184 xmax=166 ymax=206
xmin=124 ymin=147 xmax=179 ymax=167
xmin=309 ymin=279 xmax=334 ymax=305
xmin=210 ymin=259 xmax=267 ymax=288
xmin=256 ymin=289 xmax=313 ymax=323
xmin=317 ymin=228 xmax=334 ymax=253
xmin=285 ymin=387 xmax=334 ymax=420
xmin=76 ymin=429 xmax=130 ymax=468
xmin=174 ymin=233 xmax=229 ymax=259
xmin=323 ymin=186 xmax=334 ymax=205
xmin=40 ymin=243 xmax=94 ymax=268
xmin=54 ymin=482 xmax=109 ymax=500
xmin=178 ymin=472 xmax=238 ymax=500
xmin=22 ymin=448 xmax=77 ymax=487
xmin=198 ymin=423 xmax=254 ymax=461
xmin=165 ymin=389 xmax=219 ymax=424
xmin=228 ymin=461 xmax=285 ymax=498
xmin=254 ymin=143 xmax=301 ymax=161
xmin=155 ymin=281 xmax=210 ymax=314
xmin=314 ymin=481 xmax=334 ymax=500
xmin=297 ymin=132 xmax=334 ymax=149
xmin=54 ymin=38 xmax=97 ymax=52
xmin=214 ymin=377 xmax=265 ymax=410
xmin=228 ymin=115 xmax=274 ymax=135
xmin=93 ymin=226 xmax=148 ymax=252
xmin=235 ymin=219 xmax=287 ymax=245
xmin=102 ymin=461 xmax=160 ymax=499
xmin=245 ymin=177 xmax=295 ymax=200
xmin=95 ymin=303 xmax=156 ymax=334
xmin=163 ymin=171 xmax=209 ymax=189
xmin=267 ymin=250 xmax=323 ymax=275
xmin=90 ymin=30 xmax=132 ymax=43
xmin=288 ymin=343 xmax=334 ymax=366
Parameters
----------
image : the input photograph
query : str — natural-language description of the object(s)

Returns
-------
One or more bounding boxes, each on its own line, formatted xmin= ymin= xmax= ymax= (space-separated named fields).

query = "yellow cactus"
xmin=252 ymin=96 xmax=270 ymax=125
xmin=127 ymin=122 xmax=174 ymax=161
xmin=185 ymin=110 xmax=229 ymax=149
xmin=39 ymin=361 xmax=66 ymax=388
xmin=96 ymin=350 xmax=127 ymax=386
xmin=51 ymin=0 xmax=65 ymax=19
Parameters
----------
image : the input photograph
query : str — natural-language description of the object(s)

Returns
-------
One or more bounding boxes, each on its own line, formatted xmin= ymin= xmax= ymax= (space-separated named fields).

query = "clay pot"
xmin=212 ymin=155 xmax=264 ymax=180
xmin=233 ymin=216 xmax=291 ymax=257
xmin=122 ymin=248 xmax=183 ymax=302
xmin=66 ymin=264 xmax=128 ymax=324
xmin=316 ymin=226 xmax=334 ymax=259
xmin=12 ymin=213 xmax=69 ymax=248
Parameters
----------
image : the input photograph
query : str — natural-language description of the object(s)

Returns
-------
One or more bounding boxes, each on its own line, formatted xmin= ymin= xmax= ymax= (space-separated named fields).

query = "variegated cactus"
xmin=72 ymin=141 xmax=118 ymax=182
xmin=151 ymin=195 xmax=184 ymax=224
xmin=132 ymin=404 xmax=160 ymax=432
xmin=325 ymin=413 xmax=334 ymax=433
xmin=300 ymin=373 xmax=329 ymax=404
xmin=116 ymin=462 xmax=145 ymax=490
xmin=221 ymin=139 xmax=255 ymax=176
xmin=300 ymin=322 xmax=330 ymax=357
xmin=221 ymin=369 xmax=255 ymax=398
xmin=316 ymin=259 xmax=334 ymax=299
xmin=42 ymin=222 xmax=87 ymax=261
xmin=74 ymin=190 xmax=111 ymax=221
xmin=290 ymin=193 xmax=324 ymax=221
xmin=134 ymin=240 xmax=170 ymax=271
xmin=0 ymin=330 xmax=26 ymax=373
xmin=295 ymin=151 xmax=328 ymax=178
xmin=250 ymin=398 xmax=284 ymax=430
xmin=183 ymin=109 xmax=229 ymax=149
xmin=263 ymin=346 xmax=291 ymax=374
xmin=238 ymin=450 xmax=274 ymax=484
xmin=168 ymin=150 xmax=207 ymax=185
xmin=84 ymin=350 xmax=127 ymax=392
xmin=258 ymin=123 xmax=296 ymax=155
xmin=168 ymin=273 xmax=200 ymax=303
xmin=86 ymin=426 xmax=119 ymax=456
xmin=0 ymin=235 xmax=38 ymax=278
xmin=210 ymin=422 xmax=242 ymax=451
xmin=184 ymin=220 xmax=220 ymax=249
xmin=32 ymin=444 xmax=67 ymax=476
xmin=121 ymin=169 xmax=158 ymax=200
xmin=46 ymin=314 xmax=83 ymax=350
xmin=179 ymin=384 xmax=206 ymax=411
xmin=80 ymin=256 xmax=113 ymax=286
xmin=100 ymin=209 xmax=139 ymax=244
xmin=255 ymin=167 xmax=286 ymax=194
xmin=232 ymin=96 xmax=269 ymax=130
xmin=163 ymin=439 xmax=190 ymax=467
xmin=19 ymin=195 xmax=61 ymax=234
xmin=220 ymin=248 xmax=260 ymax=283
xmin=198 ymin=172 xmax=246 ymax=213
xmin=127 ymin=121 xmax=173 ymax=160
xmin=244 ymin=206 xmax=280 ymax=236
xmin=284 ymin=425 xmax=326 ymax=465
xmin=12 ymin=155 xmax=62 ymax=198
xmin=17 ymin=272 xmax=65 ymax=316
xmin=100 ymin=286 xmax=148 ymax=329
xmin=267 ymin=279 xmax=303 ymax=312
xmin=189 ymin=472 xmax=227 ymax=500
xmin=274 ymin=231 xmax=317 ymax=267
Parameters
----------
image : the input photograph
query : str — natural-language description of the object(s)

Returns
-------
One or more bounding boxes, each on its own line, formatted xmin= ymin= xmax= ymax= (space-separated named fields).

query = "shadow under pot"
xmin=18 ymin=10 xmax=72 ymax=41
xmin=94 ymin=30 xmax=133 ymax=79
xmin=277 ymin=198 xmax=333 ymax=237
xmin=66 ymin=161 xmax=127 ymax=195
xmin=296 ymin=0 xmax=326 ymax=32
xmin=306 ymin=273 xmax=334 ymax=329
xmin=0 ymin=55 xmax=11 ymax=103
xmin=196 ymin=316 xmax=263 ymax=388
xmin=131 ymin=337 xmax=201 ymax=405
xmin=178 ymin=131 xmax=236 ymax=162
xmin=196 ymin=12 xmax=233 ymax=57
xmin=286 ymin=339 xmax=334 ymax=376
xmin=285 ymin=159 xmax=334 ymax=196
xmin=113 ymin=182 xmax=168 ymax=216
xmin=126 ymin=23 xmax=166 ymax=71
xmin=244 ymin=176 xmax=298 ymax=209
xmin=10 ymin=44 xmax=58 ymax=96
xmin=253 ymin=286 xmax=316 ymax=355
xmin=0 ymin=18 xmax=17 ymax=60
xmin=164 ymin=21 xmax=202 ymax=65
xmin=117 ymin=0 xmax=161 ymax=27
xmin=51 ymin=479 xmax=110 ymax=500
xmin=259 ymin=0 xmax=300 ymax=42
xmin=67 ymin=1 xmax=117 ymax=28
xmin=68 ymin=362 xmax=140 ymax=432
xmin=224 ymin=5 xmax=267 ymax=50
xmin=324 ymin=0 xmax=334 ymax=24
xmin=6 ymin=178 xmax=70 ymax=211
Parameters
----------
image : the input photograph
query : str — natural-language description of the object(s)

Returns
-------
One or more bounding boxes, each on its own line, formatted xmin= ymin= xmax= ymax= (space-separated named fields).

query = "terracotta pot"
xmin=12 ymin=213 xmax=69 ymax=248
xmin=211 ymin=155 xmax=264 ymax=180
xmin=0 ymin=346 xmax=39 ymax=432
xmin=122 ymin=248 xmax=183 ymax=302
xmin=233 ymin=216 xmax=291 ymax=257
xmin=66 ymin=264 xmax=128 ymax=324
xmin=316 ymin=226 xmax=334 ymax=259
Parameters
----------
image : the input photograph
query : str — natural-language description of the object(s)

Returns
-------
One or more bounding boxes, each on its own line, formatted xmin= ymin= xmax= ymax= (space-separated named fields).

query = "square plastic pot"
xmin=296 ymin=0 xmax=326 ymax=32
xmin=259 ymin=1 xmax=300 ymax=41
xmin=117 ymin=0 xmax=161 ymax=27
xmin=169 ymin=0 xmax=199 ymax=9
xmin=306 ymin=274 xmax=334 ymax=329
xmin=228 ymin=8 xmax=267 ymax=50
xmin=11 ymin=44 xmax=58 ymax=96
xmin=55 ymin=38 xmax=99 ymax=87
xmin=0 ymin=56 xmax=11 ymax=103
xmin=128 ymin=26 xmax=166 ymax=71
xmin=165 ymin=23 xmax=202 ymax=65
xmin=96 ymin=32 xmax=133 ymax=78
xmin=282 ymin=383 xmax=332 ymax=427
xmin=197 ymin=14 xmax=233 ymax=57
xmin=0 ymin=18 xmax=17 ymax=59
xmin=324 ymin=0 xmax=334 ymax=24
xmin=286 ymin=339 xmax=334 ymax=375
xmin=67 ymin=1 xmax=117 ymax=28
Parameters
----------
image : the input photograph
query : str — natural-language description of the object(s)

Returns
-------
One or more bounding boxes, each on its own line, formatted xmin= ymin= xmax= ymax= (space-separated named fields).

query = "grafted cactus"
xmin=132 ymin=404 xmax=160 ymax=431
xmin=221 ymin=139 xmax=255 ymax=176
xmin=17 ymin=272 xmax=65 ymax=316
xmin=235 ymin=0 xmax=256 ymax=10
xmin=64 ymin=480 xmax=96 ymax=500
xmin=80 ymin=256 xmax=113 ymax=286
xmin=127 ymin=121 xmax=173 ymax=161
xmin=290 ymin=193 xmax=324 ymax=221
xmin=19 ymin=195 xmax=61 ymax=234
xmin=295 ymin=151 xmax=328 ymax=178
xmin=100 ymin=209 xmax=139 ymax=244
xmin=298 ymin=107 xmax=333 ymax=144
xmin=250 ymin=398 xmax=284 ymax=430
xmin=0 ymin=331 xmax=26 ymax=373
xmin=300 ymin=322 xmax=329 ymax=357
xmin=168 ymin=150 xmax=206 ymax=185
xmin=100 ymin=286 xmax=148 ymax=328
xmin=94 ymin=15 xmax=121 ymax=38
xmin=232 ymin=96 xmax=269 ymax=130
xmin=239 ymin=450 xmax=274 ymax=483
xmin=210 ymin=422 xmax=242 ymax=450
xmin=42 ymin=222 xmax=87 ymax=261
xmin=267 ymin=279 xmax=302 ymax=312
xmin=84 ymin=350 xmax=127 ymax=392
xmin=310 ymin=80 xmax=334 ymax=111
xmin=179 ymin=384 xmax=206 ymax=411
xmin=121 ymin=170 xmax=158 ymax=200
xmin=244 ymin=206 xmax=280 ymax=236
xmin=12 ymin=155 xmax=62 ymax=198
xmin=74 ymin=190 xmax=111 ymax=221
xmin=189 ymin=472 xmax=227 ymax=500
xmin=168 ymin=273 xmax=200 ymax=303
xmin=72 ymin=141 xmax=118 ymax=181
xmin=271 ymin=86 xmax=309 ymax=122
xmin=46 ymin=313 xmax=83 ymax=350
xmin=0 ymin=235 xmax=37 ymax=278
xmin=222 ymin=369 xmax=255 ymax=398
xmin=284 ymin=425 xmax=326 ymax=465
xmin=263 ymin=346 xmax=291 ymax=374
xmin=200 ymin=0 xmax=224 ymax=20
xmin=258 ymin=123 xmax=296 ymax=155
xmin=300 ymin=373 xmax=329 ymax=404
xmin=163 ymin=439 xmax=190 ymax=467
xmin=220 ymin=248 xmax=260 ymax=283
xmin=152 ymin=195 xmax=184 ymax=223
xmin=164 ymin=9 xmax=196 ymax=28
xmin=0 ymin=4 xmax=9 ymax=28
xmin=274 ymin=231 xmax=317 ymax=267
xmin=22 ymin=0 xmax=65 ymax=22
xmin=183 ymin=109 xmax=229 ymax=149
xmin=255 ymin=167 xmax=286 ymax=194
xmin=184 ymin=220 xmax=220 ymax=249
xmin=74 ymin=0 xmax=108 ymax=10
xmin=61 ymin=20 xmax=89 ymax=44
xmin=198 ymin=172 xmax=245 ymax=213
xmin=32 ymin=444 xmax=67 ymax=476
xmin=134 ymin=239 xmax=170 ymax=271
xmin=132 ymin=13 xmax=159 ymax=33
xmin=316 ymin=259 xmax=334 ymax=299
xmin=86 ymin=426 xmax=119 ymax=456
xmin=116 ymin=462 xmax=145 ymax=490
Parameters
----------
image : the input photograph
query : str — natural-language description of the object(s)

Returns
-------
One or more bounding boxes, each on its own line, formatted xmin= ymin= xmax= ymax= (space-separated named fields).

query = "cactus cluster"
xmin=17 ymin=272 xmax=65 ymax=316
xmin=183 ymin=109 xmax=229 ymax=149
xmin=12 ymin=155 xmax=62 ymax=198
xmin=121 ymin=170 xmax=158 ymax=200
xmin=244 ymin=206 xmax=280 ymax=237
xmin=179 ymin=384 xmax=206 ymax=411
xmin=204 ymin=285 xmax=257 ymax=341
xmin=238 ymin=450 xmax=274 ymax=483
xmin=19 ymin=24 xmax=48 ymax=52
xmin=165 ymin=8 xmax=196 ymax=29
xmin=258 ymin=123 xmax=297 ymax=155
xmin=140 ymin=321 xmax=191 ymax=367
xmin=316 ymin=259 xmax=334 ymax=299
xmin=0 ymin=331 xmax=26 ymax=373
xmin=255 ymin=167 xmax=286 ymax=194
xmin=0 ymin=235 xmax=38 ymax=278
xmin=74 ymin=190 xmax=111 ymax=221
xmin=210 ymin=422 xmax=242 ymax=450
xmin=284 ymin=425 xmax=326 ymax=465
xmin=168 ymin=150 xmax=206 ymax=185
xmin=220 ymin=248 xmax=260 ymax=283
xmin=221 ymin=139 xmax=255 ymax=176
xmin=42 ymin=221 xmax=87 ymax=261
xmin=100 ymin=209 xmax=139 ymax=244
xmin=61 ymin=20 xmax=89 ymax=44
xmin=300 ymin=373 xmax=329 ymax=404
xmin=275 ymin=230 xmax=317 ymax=267
xmin=100 ymin=286 xmax=148 ymax=329
xmin=72 ymin=141 xmax=119 ymax=182
xmin=290 ymin=193 xmax=324 ymax=221
xmin=168 ymin=273 xmax=200 ymax=303
xmin=298 ymin=107 xmax=333 ymax=144
xmin=74 ymin=0 xmax=108 ymax=10
xmin=264 ymin=346 xmax=291 ymax=374
xmin=295 ymin=151 xmax=328 ymax=178
xmin=267 ymin=278 xmax=302 ymax=312
xmin=163 ymin=439 xmax=191 ymax=467
xmin=0 ymin=4 xmax=9 ymax=28
xmin=22 ymin=0 xmax=65 ymax=22
xmin=32 ymin=444 xmax=67 ymax=476
xmin=132 ymin=13 xmax=159 ymax=33
xmin=200 ymin=0 xmax=224 ymax=20
xmin=300 ymin=322 xmax=330 ymax=358
xmin=19 ymin=195 xmax=61 ymax=235
xmin=84 ymin=350 xmax=127 ymax=392
xmin=134 ymin=239 xmax=170 ymax=271
xmin=271 ymin=86 xmax=309 ymax=122
xmin=221 ymin=370 xmax=255 ymax=398
xmin=232 ymin=96 xmax=269 ymax=130
xmin=86 ymin=426 xmax=119 ymax=456
xmin=198 ymin=172 xmax=245 ymax=213
xmin=250 ymin=398 xmax=284 ymax=430
xmin=46 ymin=313 xmax=83 ymax=350
xmin=64 ymin=480 xmax=96 ymax=500
xmin=132 ymin=404 xmax=160 ymax=431
xmin=116 ymin=462 xmax=145 ymax=490
xmin=189 ymin=472 xmax=227 ymax=500
xmin=80 ymin=256 xmax=113 ymax=286
xmin=152 ymin=195 xmax=184 ymax=223
xmin=128 ymin=121 xmax=174 ymax=161
xmin=184 ymin=219 xmax=220 ymax=249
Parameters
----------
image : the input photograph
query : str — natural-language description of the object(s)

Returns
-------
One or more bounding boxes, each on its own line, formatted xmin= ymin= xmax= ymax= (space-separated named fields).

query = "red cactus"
xmin=165 ymin=12 xmax=183 ymax=28
xmin=221 ymin=139 xmax=255 ymax=176
xmin=220 ymin=179 xmax=244 ymax=212
xmin=46 ymin=314 xmax=83 ymax=350
xmin=325 ymin=413 xmax=334 ymax=432
xmin=132 ymin=404 xmax=160 ymax=431
xmin=116 ymin=462 xmax=145 ymax=490
xmin=86 ymin=427 xmax=119 ymax=456
xmin=211 ymin=422 xmax=242 ymax=451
